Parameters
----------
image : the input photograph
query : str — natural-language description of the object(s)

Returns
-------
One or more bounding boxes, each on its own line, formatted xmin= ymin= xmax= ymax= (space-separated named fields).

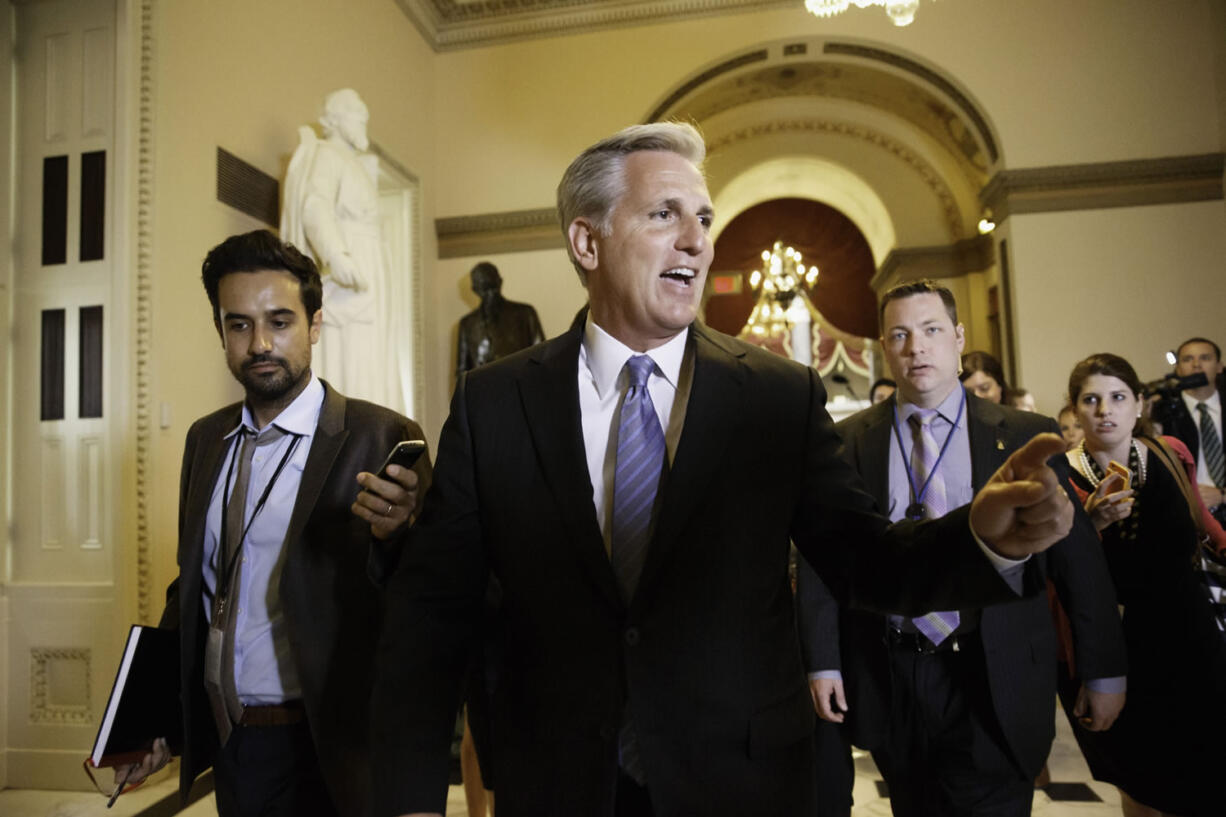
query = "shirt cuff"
xmin=808 ymin=670 xmax=843 ymax=682
xmin=971 ymin=518 xmax=1029 ymax=594
xmin=1084 ymin=675 xmax=1127 ymax=694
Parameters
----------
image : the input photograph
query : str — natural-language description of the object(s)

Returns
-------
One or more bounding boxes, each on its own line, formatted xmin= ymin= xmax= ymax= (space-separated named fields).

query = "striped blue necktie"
xmin=611 ymin=354 xmax=665 ymax=786
xmin=611 ymin=354 xmax=666 ymax=602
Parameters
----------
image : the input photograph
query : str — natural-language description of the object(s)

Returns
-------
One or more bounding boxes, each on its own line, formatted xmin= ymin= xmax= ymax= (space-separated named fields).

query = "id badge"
xmin=204 ymin=623 xmax=224 ymax=686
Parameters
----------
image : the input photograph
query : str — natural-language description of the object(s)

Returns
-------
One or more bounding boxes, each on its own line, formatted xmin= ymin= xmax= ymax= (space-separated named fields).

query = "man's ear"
xmin=955 ymin=322 xmax=966 ymax=353
xmin=568 ymin=218 xmax=600 ymax=274
xmin=308 ymin=308 xmax=323 ymax=345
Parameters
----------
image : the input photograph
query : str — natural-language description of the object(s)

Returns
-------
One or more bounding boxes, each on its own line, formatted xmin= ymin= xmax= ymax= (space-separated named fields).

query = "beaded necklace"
xmin=1075 ymin=438 xmax=1147 ymax=489
xmin=1075 ymin=438 xmax=1145 ymax=542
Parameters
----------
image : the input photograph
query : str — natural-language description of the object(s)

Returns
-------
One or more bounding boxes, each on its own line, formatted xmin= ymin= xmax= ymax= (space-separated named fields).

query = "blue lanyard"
xmin=891 ymin=388 xmax=966 ymax=520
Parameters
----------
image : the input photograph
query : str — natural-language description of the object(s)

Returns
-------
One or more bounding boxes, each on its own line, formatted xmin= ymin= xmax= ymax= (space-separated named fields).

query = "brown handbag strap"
xmin=1137 ymin=435 xmax=1206 ymax=541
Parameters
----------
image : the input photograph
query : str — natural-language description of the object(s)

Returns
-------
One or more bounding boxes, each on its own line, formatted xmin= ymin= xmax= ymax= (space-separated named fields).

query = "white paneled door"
xmin=6 ymin=0 xmax=126 ymax=790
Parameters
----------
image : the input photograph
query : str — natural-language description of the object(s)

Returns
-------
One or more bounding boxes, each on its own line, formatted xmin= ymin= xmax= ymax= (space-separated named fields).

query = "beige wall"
xmin=0 ymin=0 xmax=12 ymax=786
xmin=432 ymin=0 xmax=1223 ymax=206
xmin=145 ymin=0 xmax=435 ymax=611
xmin=1007 ymin=199 xmax=1226 ymax=416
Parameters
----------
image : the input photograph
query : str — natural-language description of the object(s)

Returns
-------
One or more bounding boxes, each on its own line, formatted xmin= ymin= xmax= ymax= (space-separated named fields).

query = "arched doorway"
xmin=645 ymin=37 xmax=1012 ymax=377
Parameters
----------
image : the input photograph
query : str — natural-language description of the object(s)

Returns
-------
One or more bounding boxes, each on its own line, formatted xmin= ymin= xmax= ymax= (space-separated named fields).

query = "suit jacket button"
xmin=624 ymin=627 xmax=640 ymax=646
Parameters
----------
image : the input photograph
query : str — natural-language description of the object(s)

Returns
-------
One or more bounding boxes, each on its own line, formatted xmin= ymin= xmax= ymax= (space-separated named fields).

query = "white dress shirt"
xmin=578 ymin=318 xmax=692 ymax=551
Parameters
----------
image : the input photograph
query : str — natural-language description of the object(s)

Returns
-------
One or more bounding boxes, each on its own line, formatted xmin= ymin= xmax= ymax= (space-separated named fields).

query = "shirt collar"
xmin=897 ymin=382 xmax=966 ymax=427
xmin=225 ymin=372 xmax=325 ymax=440
xmin=1183 ymin=388 xmax=1221 ymax=414
xmin=581 ymin=317 xmax=688 ymax=399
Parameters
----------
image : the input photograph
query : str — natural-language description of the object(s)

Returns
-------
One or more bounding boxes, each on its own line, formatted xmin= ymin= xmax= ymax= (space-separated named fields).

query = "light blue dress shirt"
xmin=201 ymin=374 xmax=323 ymax=705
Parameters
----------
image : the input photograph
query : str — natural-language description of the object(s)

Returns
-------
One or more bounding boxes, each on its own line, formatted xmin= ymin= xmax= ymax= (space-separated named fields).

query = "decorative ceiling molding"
xmin=822 ymin=42 xmax=998 ymax=164
xmin=706 ymin=118 xmax=964 ymax=241
xmin=646 ymin=49 xmax=769 ymax=124
xmin=981 ymin=153 xmax=1225 ymax=221
xmin=433 ymin=116 xmax=969 ymax=258
xmin=650 ymin=44 xmax=992 ymax=189
xmin=871 ymin=235 xmax=994 ymax=292
xmin=394 ymin=0 xmax=792 ymax=52
xmin=436 ymin=207 xmax=562 ymax=258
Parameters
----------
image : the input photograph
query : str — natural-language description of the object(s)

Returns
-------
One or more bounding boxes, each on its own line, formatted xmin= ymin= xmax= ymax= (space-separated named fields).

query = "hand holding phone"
xmin=355 ymin=440 xmax=426 ymax=540
xmin=377 ymin=439 xmax=426 ymax=479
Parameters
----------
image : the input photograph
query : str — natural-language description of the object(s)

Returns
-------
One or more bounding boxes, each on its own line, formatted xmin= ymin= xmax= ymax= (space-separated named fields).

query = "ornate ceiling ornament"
xmin=707 ymin=119 xmax=964 ymax=240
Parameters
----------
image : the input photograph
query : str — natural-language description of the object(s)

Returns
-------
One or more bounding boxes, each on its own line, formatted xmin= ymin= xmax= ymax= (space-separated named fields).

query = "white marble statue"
xmin=282 ymin=88 xmax=389 ymax=407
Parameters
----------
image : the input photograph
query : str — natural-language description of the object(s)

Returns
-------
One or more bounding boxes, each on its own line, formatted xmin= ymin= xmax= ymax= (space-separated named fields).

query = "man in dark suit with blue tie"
xmin=370 ymin=124 xmax=1082 ymax=817
xmin=795 ymin=281 xmax=1126 ymax=816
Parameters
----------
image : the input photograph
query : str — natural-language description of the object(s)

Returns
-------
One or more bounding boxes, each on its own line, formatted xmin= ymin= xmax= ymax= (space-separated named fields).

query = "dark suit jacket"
xmin=372 ymin=322 xmax=1043 ymax=817
xmin=161 ymin=382 xmax=430 ymax=814
xmin=795 ymin=395 xmax=1126 ymax=778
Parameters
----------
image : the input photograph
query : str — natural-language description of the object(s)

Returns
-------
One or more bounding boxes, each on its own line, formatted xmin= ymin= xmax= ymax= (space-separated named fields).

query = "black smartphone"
xmin=376 ymin=440 xmax=426 ymax=479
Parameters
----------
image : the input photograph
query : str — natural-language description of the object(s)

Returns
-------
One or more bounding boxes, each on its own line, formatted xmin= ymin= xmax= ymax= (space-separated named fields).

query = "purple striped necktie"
xmin=611 ymin=354 xmax=666 ymax=602
xmin=909 ymin=409 xmax=960 ymax=645
xmin=611 ymin=354 xmax=666 ymax=784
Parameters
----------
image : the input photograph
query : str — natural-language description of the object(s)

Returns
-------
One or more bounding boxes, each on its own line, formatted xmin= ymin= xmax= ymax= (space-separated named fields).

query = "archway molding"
xmin=710 ymin=155 xmax=894 ymax=266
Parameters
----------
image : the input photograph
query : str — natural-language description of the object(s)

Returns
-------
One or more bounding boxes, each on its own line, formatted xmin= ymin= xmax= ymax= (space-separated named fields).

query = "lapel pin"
xmin=996 ymin=439 xmax=1005 ymax=450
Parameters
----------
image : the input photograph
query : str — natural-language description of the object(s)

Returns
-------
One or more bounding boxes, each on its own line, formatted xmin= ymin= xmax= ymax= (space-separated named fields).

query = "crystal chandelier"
xmin=804 ymin=0 xmax=923 ymax=27
xmin=741 ymin=241 xmax=821 ymax=363
xmin=747 ymin=241 xmax=818 ymax=299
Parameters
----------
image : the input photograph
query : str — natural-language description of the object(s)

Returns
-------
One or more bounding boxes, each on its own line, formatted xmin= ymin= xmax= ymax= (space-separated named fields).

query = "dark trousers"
xmin=812 ymin=717 xmax=855 ymax=816
xmin=615 ymin=770 xmax=656 ymax=817
xmin=213 ymin=721 xmax=337 ymax=817
xmin=872 ymin=639 xmax=1031 ymax=817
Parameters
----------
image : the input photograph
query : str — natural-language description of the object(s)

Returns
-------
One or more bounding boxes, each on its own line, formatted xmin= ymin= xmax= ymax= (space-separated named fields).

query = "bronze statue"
xmin=456 ymin=262 xmax=544 ymax=379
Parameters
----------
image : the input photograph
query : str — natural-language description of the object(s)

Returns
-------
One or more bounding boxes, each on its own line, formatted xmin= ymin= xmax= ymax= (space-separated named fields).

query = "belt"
xmin=885 ymin=628 xmax=962 ymax=654
xmin=237 ymin=700 xmax=305 ymax=727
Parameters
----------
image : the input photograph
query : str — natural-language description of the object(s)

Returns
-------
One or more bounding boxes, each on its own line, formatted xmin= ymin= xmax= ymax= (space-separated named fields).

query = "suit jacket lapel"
xmin=858 ymin=403 xmax=895 ymax=509
xmin=967 ymin=394 xmax=1009 ymax=491
xmin=284 ymin=382 xmax=349 ymax=550
xmin=634 ymin=325 xmax=744 ymax=603
xmin=180 ymin=405 xmax=241 ymax=637
xmin=519 ymin=326 xmax=623 ymax=612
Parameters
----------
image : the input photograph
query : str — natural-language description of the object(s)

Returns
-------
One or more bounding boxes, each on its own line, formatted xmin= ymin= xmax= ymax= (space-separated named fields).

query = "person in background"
xmin=1059 ymin=404 xmax=1084 ymax=450
xmin=796 ymin=281 xmax=1125 ymax=817
xmin=960 ymin=350 xmax=1008 ymax=404
xmin=1008 ymin=388 xmax=1036 ymax=412
xmin=1149 ymin=337 xmax=1226 ymax=527
xmin=1064 ymin=352 xmax=1226 ymax=817
xmin=869 ymin=377 xmax=896 ymax=405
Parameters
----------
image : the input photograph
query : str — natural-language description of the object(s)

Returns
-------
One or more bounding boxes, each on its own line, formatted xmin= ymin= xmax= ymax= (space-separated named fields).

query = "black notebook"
xmin=90 ymin=625 xmax=182 ymax=767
